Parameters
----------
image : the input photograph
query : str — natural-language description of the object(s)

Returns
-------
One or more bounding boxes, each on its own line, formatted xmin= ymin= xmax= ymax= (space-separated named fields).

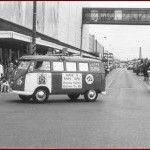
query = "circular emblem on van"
xmin=85 ymin=74 xmax=94 ymax=84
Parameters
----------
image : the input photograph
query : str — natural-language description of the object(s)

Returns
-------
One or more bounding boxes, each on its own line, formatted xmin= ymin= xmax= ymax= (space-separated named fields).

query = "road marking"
xmin=106 ymin=79 xmax=114 ymax=89
xmin=107 ymin=87 xmax=137 ymax=90
xmin=106 ymin=69 xmax=120 ymax=90
xmin=142 ymin=80 xmax=150 ymax=90
xmin=136 ymin=76 xmax=150 ymax=90
xmin=144 ymin=83 xmax=150 ymax=90
xmin=106 ymin=69 xmax=150 ymax=90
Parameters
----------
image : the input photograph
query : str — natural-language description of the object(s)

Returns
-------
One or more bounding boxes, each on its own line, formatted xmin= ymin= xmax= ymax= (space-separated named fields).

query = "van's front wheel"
xmin=33 ymin=88 xmax=48 ymax=103
xmin=68 ymin=94 xmax=80 ymax=100
xmin=84 ymin=90 xmax=98 ymax=102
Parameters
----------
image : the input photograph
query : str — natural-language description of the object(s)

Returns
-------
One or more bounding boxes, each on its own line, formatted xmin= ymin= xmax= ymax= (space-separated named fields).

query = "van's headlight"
xmin=17 ymin=77 xmax=23 ymax=85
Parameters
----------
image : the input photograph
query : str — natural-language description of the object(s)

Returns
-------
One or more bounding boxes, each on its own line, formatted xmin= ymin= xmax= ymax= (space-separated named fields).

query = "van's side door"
xmin=51 ymin=61 xmax=83 ymax=94
xmin=51 ymin=61 xmax=64 ymax=94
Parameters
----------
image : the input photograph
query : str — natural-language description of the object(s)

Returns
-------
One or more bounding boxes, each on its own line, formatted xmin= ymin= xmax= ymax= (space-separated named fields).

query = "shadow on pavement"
xmin=4 ymin=98 xmax=104 ymax=105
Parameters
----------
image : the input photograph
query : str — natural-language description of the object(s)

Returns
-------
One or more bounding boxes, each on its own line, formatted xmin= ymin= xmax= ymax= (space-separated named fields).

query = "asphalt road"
xmin=1 ymin=68 xmax=150 ymax=148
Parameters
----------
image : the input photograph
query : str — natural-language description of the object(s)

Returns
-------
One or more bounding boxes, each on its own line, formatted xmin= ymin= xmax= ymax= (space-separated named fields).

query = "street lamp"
xmin=99 ymin=36 xmax=107 ymax=40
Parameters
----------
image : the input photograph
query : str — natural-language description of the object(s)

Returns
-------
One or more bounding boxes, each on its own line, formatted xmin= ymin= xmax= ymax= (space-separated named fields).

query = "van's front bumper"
xmin=11 ymin=90 xmax=33 ymax=96
xmin=101 ymin=91 xmax=106 ymax=95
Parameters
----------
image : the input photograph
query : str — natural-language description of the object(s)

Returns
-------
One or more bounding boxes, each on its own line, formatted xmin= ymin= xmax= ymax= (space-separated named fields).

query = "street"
xmin=1 ymin=68 xmax=150 ymax=148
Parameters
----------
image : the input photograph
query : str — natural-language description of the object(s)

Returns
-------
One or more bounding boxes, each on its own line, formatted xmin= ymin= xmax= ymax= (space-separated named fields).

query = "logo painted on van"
xmin=37 ymin=74 xmax=47 ymax=85
xmin=85 ymin=74 xmax=94 ymax=84
xmin=62 ymin=73 xmax=82 ymax=89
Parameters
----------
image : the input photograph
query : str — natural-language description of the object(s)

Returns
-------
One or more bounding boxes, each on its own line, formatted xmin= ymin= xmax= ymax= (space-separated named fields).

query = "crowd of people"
xmin=135 ymin=58 xmax=150 ymax=82
xmin=0 ymin=61 xmax=17 ymax=92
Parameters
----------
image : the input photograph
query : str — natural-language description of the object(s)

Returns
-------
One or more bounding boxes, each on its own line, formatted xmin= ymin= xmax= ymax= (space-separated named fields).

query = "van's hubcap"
xmin=88 ymin=90 xmax=96 ymax=99
xmin=36 ymin=90 xmax=46 ymax=101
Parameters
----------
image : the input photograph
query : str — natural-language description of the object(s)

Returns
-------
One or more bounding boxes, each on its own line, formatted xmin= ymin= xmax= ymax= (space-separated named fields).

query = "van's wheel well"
xmin=35 ymin=86 xmax=50 ymax=94
xmin=33 ymin=86 xmax=49 ymax=103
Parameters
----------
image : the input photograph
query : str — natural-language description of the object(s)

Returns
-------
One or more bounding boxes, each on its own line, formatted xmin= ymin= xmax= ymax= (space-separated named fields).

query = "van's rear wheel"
xmin=33 ymin=88 xmax=48 ymax=103
xmin=19 ymin=95 xmax=31 ymax=102
xmin=84 ymin=90 xmax=98 ymax=102
xmin=68 ymin=94 xmax=80 ymax=100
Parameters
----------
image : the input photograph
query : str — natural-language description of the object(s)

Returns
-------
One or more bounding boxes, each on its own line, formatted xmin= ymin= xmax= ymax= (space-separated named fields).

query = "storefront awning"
xmin=0 ymin=18 xmax=97 ymax=58
xmin=0 ymin=31 xmax=63 ymax=50
xmin=0 ymin=31 xmax=98 ymax=59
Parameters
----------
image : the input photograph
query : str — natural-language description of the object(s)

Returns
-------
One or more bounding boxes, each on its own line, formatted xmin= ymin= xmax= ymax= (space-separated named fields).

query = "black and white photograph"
xmin=0 ymin=1 xmax=150 ymax=149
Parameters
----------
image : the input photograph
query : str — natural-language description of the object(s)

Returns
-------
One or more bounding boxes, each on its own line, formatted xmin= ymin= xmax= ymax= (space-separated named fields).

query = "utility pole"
xmin=80 ymin=9 xmax=84 ymax=56
xmin=80 ymin=23 xmax=83 ymax=56
xmin=32 ymin=1 xmax=37 ymax=55
xmin=102 ymin=46 xmax=105 ymax=60
xmin=139 ymin=46 xmax=142 ymax=59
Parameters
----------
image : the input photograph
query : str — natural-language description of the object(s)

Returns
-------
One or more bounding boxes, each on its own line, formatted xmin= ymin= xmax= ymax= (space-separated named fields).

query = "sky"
xmin=87 ymin=1 xmax=150 ymax=60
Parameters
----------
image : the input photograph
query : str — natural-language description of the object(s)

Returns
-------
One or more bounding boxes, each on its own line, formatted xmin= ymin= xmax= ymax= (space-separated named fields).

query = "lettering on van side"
xmin=89 ymin=63 xmax=100 ymax=72
xmin=62 ymin=73 xmax=82 ymax=89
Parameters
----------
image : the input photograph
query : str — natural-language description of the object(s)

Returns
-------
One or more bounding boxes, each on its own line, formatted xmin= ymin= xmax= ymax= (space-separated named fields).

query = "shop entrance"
xmin=0 ymin=38 xmax=27 ymax=68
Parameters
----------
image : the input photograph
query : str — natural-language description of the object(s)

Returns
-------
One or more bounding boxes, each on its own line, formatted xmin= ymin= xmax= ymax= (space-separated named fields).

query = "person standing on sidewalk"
xmin=147 ymin=59 xmax=150 ymax=84
xmin=0 ymin=60 xmax=4 ymax=78
xmin=5 ymin=62 xmax=14 ymax=85
xmin=143 ymin=58 xmax=149 ymax=81
xmin=0 ymin=74 xmax=9 ymax=92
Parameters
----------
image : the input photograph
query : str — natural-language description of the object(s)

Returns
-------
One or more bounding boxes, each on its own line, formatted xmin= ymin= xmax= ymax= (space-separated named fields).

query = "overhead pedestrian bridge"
xmin=82 ymin=8 xmax=150 ymax=25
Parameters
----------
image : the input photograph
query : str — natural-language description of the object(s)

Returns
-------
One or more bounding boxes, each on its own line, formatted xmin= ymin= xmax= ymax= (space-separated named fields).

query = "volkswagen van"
xmin=11 ymin=54 xmax=106 ymax=103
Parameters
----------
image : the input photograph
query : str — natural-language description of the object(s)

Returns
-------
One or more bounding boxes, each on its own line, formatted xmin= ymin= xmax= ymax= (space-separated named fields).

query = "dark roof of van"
xmin=19 ymin=55 xmax=102 ymax=63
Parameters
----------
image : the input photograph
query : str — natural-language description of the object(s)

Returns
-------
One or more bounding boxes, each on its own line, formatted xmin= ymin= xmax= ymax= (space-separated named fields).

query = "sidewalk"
xmin=0 ymin=91 xmax=13 ymax=95
xmin=0 ymin=88 xmax=13 ymax=96
xmin=136 ymin=73 xmax=150 ymax=89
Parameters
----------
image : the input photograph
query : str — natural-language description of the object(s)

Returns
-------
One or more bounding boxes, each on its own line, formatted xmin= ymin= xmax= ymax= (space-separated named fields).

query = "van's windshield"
xmin=17 ymin=60 xmax=31 ymax=70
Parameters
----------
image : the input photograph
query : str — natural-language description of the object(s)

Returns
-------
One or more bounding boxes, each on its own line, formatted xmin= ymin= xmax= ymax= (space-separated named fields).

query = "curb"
xmin=0 ymin=92 xmax=14 ymax=96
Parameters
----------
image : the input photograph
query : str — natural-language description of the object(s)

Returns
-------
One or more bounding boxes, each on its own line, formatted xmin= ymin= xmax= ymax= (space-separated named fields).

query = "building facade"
xmin=89 ymin=34 xmax=104 ymax=60
xmin=104 ymin=51 xmax=114 ymax=65
xmin=89 ymin=34 xmax=95 ymax=53
xmin=108 ymin=53 xmax=114 ymax=65
xmin=0 ymin=1 xmax=90 ymax=66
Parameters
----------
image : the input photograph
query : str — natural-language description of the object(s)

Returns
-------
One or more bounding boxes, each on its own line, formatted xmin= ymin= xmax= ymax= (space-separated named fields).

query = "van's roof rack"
xmin=46 ymin=53 xmax=69 ymax=56
xmin=46 ymin=53 xmax=83 ymax=57
xmin=70 ymin=54 xmax=81 ymax=56
xmin=45 ymin=52 xmax=101 ymax=60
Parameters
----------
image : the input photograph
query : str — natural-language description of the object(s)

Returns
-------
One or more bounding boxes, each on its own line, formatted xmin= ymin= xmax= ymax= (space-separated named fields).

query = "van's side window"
xmin=53 ymin=62 xmax=64 ymax=71
xmin=18 ymin=60 xmax=30 ymax=70
xmin=79 ymin=63 xmax=89 ymax=71
xmin=66 ymin=62 xmax=77 ymax=72
xmin=34 ymin=61 xmax=50 ymax=71
xmin=41 ymin=61 xmax=50 ymax=71
xmin=29 ymin=61 xmax=35 ymax=72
